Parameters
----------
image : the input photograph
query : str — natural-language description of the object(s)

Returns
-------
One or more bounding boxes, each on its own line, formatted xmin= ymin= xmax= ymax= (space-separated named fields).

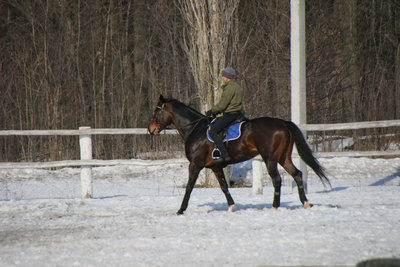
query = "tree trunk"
xmin=334 ymin=0 xmax=359 ymax=122
xmin=177 ymin=0 xmax=239 ymax=186
xmin=133 ymin=0 xmax=147 ymax=127
xmin=395 ymin=44 xmax=400 ymax=119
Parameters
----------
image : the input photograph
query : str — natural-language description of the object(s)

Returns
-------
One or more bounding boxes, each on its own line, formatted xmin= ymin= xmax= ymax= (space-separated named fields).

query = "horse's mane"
xmin=165 ymin=98 xmax=205 ymax=118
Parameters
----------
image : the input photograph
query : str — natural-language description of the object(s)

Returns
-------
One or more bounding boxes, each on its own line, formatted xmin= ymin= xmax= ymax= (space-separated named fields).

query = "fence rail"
xmin=299 ymin=119 xmax=400 ymax=131
xmin=1 ymin=120 xmax=398 ymax=136
xmin=1 ymin=120 xmax=399 ymax=197
xmin=0 ymin=159 xmax=187 ymax=169
xmin=0 ymin=128 xmax=178 ymax=136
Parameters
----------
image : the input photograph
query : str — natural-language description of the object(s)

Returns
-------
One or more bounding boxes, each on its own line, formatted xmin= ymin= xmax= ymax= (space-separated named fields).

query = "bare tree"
xmin=177 ymin=0 xmax=239 ymax=113
xmin=1 ymin=0 xmax=399 ymax=164
xmin=176 ymin=0 xmax=239 ymax=186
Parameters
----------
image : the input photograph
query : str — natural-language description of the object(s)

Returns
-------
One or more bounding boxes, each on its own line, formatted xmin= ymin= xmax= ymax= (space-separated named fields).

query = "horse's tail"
xmin=285 ymin=121 xmax=331 ymax=189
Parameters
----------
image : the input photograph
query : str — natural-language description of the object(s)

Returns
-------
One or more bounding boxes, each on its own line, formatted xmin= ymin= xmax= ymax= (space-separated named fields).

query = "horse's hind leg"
xmin=266 ymin=160 xmax=282 ymax=209
xmin=212 ymin=167 xmax=235 ymax=212
xmin=282 ymin=159 xmax=312 ymax=208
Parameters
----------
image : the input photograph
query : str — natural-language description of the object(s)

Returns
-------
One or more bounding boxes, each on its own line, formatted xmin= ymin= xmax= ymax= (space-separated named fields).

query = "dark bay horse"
xmin=148 ymin=95 xmax=331 ymax=215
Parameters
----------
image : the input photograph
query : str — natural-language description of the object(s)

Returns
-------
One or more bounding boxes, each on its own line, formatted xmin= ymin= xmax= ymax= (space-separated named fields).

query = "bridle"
xmin=153 ymin=102 xmax=208 ymax=138
xmin=153 ymin=103 xmax=167 ymax=133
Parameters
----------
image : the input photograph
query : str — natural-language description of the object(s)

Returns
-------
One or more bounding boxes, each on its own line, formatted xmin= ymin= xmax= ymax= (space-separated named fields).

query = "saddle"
xmin=206 ymin=113 xmax=247 ymax=143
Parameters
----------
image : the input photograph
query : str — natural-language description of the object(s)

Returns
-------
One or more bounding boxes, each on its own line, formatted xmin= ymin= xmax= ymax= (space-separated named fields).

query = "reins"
xmin=179 ymin=116 xmax=209 ymax=140
xmin=155 ymin=102 xmax=208 ymax=138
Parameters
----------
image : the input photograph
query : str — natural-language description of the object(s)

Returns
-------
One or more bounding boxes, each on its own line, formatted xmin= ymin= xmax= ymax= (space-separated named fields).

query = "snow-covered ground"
xmin=1 ymin=157 xmax=399 ymax=266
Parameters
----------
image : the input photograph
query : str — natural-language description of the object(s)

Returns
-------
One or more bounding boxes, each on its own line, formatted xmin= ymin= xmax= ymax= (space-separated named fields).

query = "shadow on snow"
xmin=369 ymin=167 xmax=400 ymax=186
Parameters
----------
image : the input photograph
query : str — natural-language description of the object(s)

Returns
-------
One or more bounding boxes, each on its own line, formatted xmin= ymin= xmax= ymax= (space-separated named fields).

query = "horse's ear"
xmin=159 ymin=94 xmax=165 ymax=103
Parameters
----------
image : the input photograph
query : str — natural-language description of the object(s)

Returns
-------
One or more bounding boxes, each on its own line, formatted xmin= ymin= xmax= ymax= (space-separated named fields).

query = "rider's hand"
xmin=205 ymin=110 xmax=213 ymax=117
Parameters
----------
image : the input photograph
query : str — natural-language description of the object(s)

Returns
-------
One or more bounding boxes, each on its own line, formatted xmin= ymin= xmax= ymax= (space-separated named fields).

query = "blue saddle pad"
xmin=207 ymin=121 xmax=245 ymax=143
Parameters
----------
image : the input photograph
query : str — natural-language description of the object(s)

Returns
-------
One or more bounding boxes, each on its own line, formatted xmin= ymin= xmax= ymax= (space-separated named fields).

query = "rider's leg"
xmin=209 ymin=113 xmax=238 ymax=162
xmin=212 ymin=133 xmax=230 ymax=162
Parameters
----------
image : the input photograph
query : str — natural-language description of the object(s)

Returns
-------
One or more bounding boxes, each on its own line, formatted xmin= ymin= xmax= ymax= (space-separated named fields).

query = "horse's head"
xmin=148 ymin=95 xmax=174 ymax=136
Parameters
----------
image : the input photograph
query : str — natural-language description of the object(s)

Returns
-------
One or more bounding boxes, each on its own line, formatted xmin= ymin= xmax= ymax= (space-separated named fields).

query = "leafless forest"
xmin=1 ymin=0 xmax=399 ymax=162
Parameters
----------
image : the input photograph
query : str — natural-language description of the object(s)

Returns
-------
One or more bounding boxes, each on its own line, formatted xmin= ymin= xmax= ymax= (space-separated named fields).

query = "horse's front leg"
xmin=177 ymin=162 xmax=202 ymax=215
xmin=212 ymin=167 xmax=235 ymax=212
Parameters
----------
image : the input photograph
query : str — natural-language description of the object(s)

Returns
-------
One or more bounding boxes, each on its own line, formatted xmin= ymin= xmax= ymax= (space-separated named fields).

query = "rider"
xmin=206 ymin=67 xmax=243 ymax=164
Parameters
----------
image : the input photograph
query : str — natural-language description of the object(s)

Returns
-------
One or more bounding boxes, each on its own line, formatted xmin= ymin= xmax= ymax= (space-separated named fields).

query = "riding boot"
xmin=212 ymin=134 xmax=231 ymax=164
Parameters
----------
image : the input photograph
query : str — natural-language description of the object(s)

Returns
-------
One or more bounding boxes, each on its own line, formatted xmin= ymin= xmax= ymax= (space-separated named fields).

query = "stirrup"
xmin=212 ymin=148 xmax=221 ymax=159
xmin=212 ymin=149 xmax=231 ymax=163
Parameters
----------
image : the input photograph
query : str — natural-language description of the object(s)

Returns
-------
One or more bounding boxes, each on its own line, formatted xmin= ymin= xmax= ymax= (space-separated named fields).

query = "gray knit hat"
xmin=222 ymin=67 xmax=236 ymax=79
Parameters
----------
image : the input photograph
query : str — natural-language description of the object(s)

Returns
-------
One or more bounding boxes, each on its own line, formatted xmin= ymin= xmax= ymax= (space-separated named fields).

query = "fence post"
xmin=252 ymin=159 xmax=263 ymax=195
xmin=291 ymin=0 xmax=308 ymax=193
xmin=79 ymin=126 xmax=93 ymax=198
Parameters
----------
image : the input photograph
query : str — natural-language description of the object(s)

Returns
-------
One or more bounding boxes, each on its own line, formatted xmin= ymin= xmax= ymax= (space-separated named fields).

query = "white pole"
xmin=252 ymin=159 xmax=263 ymax=195
xmin=290 ymin=0 xmax=308 ymax=192
xmin=79 ymin=126 xmax=93 ymax=198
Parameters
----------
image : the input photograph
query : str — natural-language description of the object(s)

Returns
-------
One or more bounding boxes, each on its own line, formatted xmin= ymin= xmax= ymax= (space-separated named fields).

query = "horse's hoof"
xmin=304 ymin=202 xmax=313 ymax=209
xmin=228 ymin=205 xmax=235 ymax=212
xmin=176 ymin=210 xmax=184 ymax=215
xmin=271 ymin=207 xmax=278 ymax=210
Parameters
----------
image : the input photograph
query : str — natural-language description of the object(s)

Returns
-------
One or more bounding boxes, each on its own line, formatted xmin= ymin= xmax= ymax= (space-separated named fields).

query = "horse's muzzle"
xmin=148 ymin=126 xmax=157 ymax=136
xmin=148 ymin=118 xmax=159 ymax=136
xmin=148 ymin=121 xmax=161 ymax=136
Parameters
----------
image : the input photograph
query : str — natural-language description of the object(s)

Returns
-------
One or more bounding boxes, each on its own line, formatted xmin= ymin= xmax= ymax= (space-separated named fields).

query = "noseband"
xmin=154 ymin=103 xmax=167 ymax=132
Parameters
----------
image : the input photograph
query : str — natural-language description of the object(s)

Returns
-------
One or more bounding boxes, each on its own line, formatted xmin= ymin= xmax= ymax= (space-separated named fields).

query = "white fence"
xmin=1 ymin=120 xmax=399 ymax=197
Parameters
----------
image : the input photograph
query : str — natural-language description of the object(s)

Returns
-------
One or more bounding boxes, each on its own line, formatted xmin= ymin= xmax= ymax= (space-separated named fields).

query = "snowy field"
xmin=0 ymin=157 xmax=399 ymax=266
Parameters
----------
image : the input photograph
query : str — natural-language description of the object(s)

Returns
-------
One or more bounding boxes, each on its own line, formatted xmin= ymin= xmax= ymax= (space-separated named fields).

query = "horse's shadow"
xmin=198 ymin=201 xmax=304 ymax=212
xmin=97 ymin=194 xmax=128 ymax=200
xmin=369 ymin=167 xmax=400 ymax=186
xmin=316 ymin=186 xmax=348 ymax=194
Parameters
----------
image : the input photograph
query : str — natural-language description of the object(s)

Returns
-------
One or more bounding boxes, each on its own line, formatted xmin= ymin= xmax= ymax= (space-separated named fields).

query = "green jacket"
xmin=211 ymin=79 xmax=243 ymax=114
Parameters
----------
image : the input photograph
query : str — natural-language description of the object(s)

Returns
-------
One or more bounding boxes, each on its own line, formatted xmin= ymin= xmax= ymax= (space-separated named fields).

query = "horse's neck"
xmin=173 ymin=109 xmax=204 ymax=139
